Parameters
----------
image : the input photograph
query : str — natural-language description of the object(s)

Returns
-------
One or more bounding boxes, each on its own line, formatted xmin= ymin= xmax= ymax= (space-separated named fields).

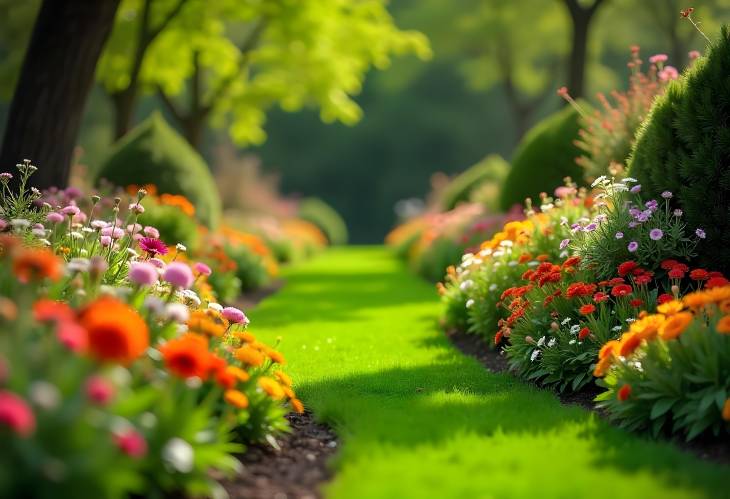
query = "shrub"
xmin=595 ymin=286 xmax=730 ymax=440
xmin=298 ymin=197 xmax=348 ymax=245
xmin=226 ymin=243 xmax=270 ymax=293
xmin=499 ymin=104 xmax=586 ymax=211
xmin=95 ymin=113 xmax=222 ymax=228
xmin=138 ymin=202 xmax=201 ymax=251
xmin=440 ymin=154 xmax=509 ymax=211
xmin=628 ymin=28 xmax=730 ymax=274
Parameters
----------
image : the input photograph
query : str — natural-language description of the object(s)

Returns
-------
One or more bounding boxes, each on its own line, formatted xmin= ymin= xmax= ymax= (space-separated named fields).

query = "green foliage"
xmin=137 ymin=202 xmax=200 ymax=251
xmin=95 ymin=113 xmax=221 ymax=227
xmin=439 ymin=154 xmax=509 ymax=211
xmin=225 ymin=243 xmax=269 ymax=293
xmin=298 ymin=197 xmax=348 ymax=245
xmin=628 ymin=27 xmax=730 ymax=273
xmin=499 ymin=104 xmax=585 ymax=211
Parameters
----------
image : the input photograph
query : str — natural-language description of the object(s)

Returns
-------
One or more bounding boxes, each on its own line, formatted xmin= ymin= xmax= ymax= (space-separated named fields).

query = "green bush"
xmin=95 ymin=112 xmax=221 ymax=228
xmin=298 ymin=197 xmax=348 ymax=245
xmin=499 ymin=104 xmax=585 ymax=211
xmin=226 ymin=243 xmax=269 ymax=292
xmin=628 ymin=28 xmax=730 ymax=273
xmin=137 ymin=202 xmax=201 ymax=251
xmin=440 ymin=154 xmax=509 ymax=211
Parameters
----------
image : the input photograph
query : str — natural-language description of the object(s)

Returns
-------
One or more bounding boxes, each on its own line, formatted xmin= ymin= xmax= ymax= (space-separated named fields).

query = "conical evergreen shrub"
xmin=628 ymin=27 xmax=730 ymax=272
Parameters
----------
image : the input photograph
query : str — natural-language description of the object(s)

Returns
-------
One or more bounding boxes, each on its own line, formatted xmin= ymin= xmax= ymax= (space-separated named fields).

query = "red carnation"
xmin=593 ymin=291 xmax=609 ymax=303
xmin=617 ymin=261 xmax=638 ymax=276
xmin=611 ymin=284 xmax=632 ymax=297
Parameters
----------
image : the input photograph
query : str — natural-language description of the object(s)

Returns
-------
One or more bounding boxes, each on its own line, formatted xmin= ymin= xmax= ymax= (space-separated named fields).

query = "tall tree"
xmin=0 ymin=0 xmax=120 ymax=189
xmin=562 ymin=0 xmax=608 ymax=98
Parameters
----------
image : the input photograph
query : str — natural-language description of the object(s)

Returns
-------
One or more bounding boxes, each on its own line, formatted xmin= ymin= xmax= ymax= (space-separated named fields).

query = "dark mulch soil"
xmin=222 ymin=411 xmax=339 ymax=499
xmin=236 ymin=279 xmax=286 ymax=310
xmin=445 ymin=329 xmax=730 ymax=465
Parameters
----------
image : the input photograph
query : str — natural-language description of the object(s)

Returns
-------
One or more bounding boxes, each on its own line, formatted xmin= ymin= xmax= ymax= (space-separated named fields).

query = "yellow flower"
xmin=274 ymin=370 xmax=293 ymax=387
xmin=629 ymin=314 xmax=665 ymax=341
xmin=656 ymin=300 xmax=684 ymax=316
xmin=659 ymin=312 xmax=694 ymax=340
xmin=258 ymin=377 xmax=285 ymax=400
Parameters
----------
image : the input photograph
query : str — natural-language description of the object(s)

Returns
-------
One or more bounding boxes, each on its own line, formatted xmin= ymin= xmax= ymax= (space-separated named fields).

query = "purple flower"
xmin=628 ymin=241 xmax=639 ymax=252
xmin=163 ymin=262 xmax=194 ymax=289
xmin=128 ymin=262 xmax=158 ymax=286
xmin=127 ymin=223 xmax=142 ymax=234
xmin=222 ymin=307 xmax=249 ymax=325
xmin=649 ymin=228 xmax=664 ymax=241
xmin=628 ymin=221 xmax=638 ymax=229
xmin=615 ymin=231 xmax=624 ymax=239
xmin=64 ymin=187 xmax=82 ymax=199
xmin=661 ymin=191 xmax=673 ymax=199
xmin=696 ymin=228 xmax=706 ymax=239
xmin=673 ymin=209 xmax=683 ymax=217
xmin=193 ymin=262 xmax=212 ymax=276
xmin=637 ymin=211 xmax=651 ymax=222
xmin=583 ymin=223 xmax=597 ymax=232
xmin=149 ymin=258 xmax=165 ymax=268
xmin=630 ymin=184 xmax=642 ymax=194
xmin=139 ymin=237 xmax=168 ymax=257
xmin=46 ymin=212 xmax=64 ymax=224
xmin=645 ymin=200 xmax=659 ymax=211
xmin=629 ymin=208 xmax=641 ymax=217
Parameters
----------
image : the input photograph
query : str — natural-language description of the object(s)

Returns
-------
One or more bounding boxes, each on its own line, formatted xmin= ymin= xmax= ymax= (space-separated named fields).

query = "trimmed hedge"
xmin=95 ymin=113 xmax=221 ymax=228
xmin=499 ymin=104 xmax=585 ymax=211
xmin=628 ymin=27 xmax=730 ymax=273
xmin=298 ymin=197 xmax=348 ymax=246
xmin=440 ymin=154 xmax=509 ymax=211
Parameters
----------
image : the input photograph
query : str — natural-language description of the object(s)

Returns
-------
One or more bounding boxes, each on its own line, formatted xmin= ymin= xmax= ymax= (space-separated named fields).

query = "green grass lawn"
xmin=252 ymin=246 xmax=729 ymax=499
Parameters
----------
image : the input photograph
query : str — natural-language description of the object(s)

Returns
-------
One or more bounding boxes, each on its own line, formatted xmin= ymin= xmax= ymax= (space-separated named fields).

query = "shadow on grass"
xmin=298 ymin=362 xmax=729 ymax=497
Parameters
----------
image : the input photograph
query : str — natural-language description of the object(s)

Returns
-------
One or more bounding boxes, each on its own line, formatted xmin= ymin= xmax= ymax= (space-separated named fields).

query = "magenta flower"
xmin=0 ymin=390 xmax=35 ymax=437
xmin=659 ymin=66 xmax=679 ymax=81
xmin=163 ymin=262 xmax=194 ymax=289
xmin=128 ymin=262 xmax=159 ymax=286
xmin=222 ymin=307 xmax=249 ymax=325
xmin=100 ymin=235 xmax=112 ymax=247
xmin=139 ymin=237 xmax=168 ymax=257
xmin=149 ymin=258 xmax=165 ymax=268
xmin=193 ymin=262 xmax=212 ymax=276
xmin=649 ymin=228 xmax=663 ymax=240
xmin=689 ymin=50 xmax=701 ymax=60
xmin=85 ymin=376 xmax=115 ymax=406
xmin=114 ymin=429 xmax=147 ymax=459
xmin=628 ymin=241 xmax=639 ymax=252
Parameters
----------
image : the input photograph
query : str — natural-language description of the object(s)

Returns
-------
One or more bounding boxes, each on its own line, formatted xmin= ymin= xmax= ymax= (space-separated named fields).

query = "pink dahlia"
xmin=139 ymin=237 xmax=168 ymax=257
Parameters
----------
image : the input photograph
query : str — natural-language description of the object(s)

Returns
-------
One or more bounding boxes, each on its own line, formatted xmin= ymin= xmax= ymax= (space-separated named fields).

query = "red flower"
xmin=689 ymin=269 xmax=709 ymax=281
xmin=660 ymin=259 xmax=680 ymax=270
xmin=56 ymin=321 xmax=88 ymax=352
xmin=657 ymin=293 xmax=674 ymax=304
xmin=634 ymin=274 xmax=652 ymax=286
xmin=593 ymin=292 xmax=609 ymax=303
xmin=33 ymin=299 xmax=74 ymax=323
xmin=494 ymin=331 xmax=503 ymax=345
xmin=579 ymin=304 xmax=596 ymax=315
xmin=611 ymin=284 xmax=633 ymax=297
xmin=563 ymin=256 xmax=580 ymax=268
xmin=113 ymin=429 xmax=147 ymax=458
xmin=578 ymin=327 xmax=590 ymax=340
xmin=85 ymin=376 xmax=115 ymax=406
xmin=543 ymin=296 xmax=554 ymax=307
xmin=0 ymin=390 xmax=35 ymax=437
xmin=668 ymin=268 xmax=686 ymax=279
xmin=617 ymin=261 xmax=638 ymax=276
xmin=617 ymin=384 xmax=632 ymax=402
xmin=630 ymin=299 xmax=644 ymax=307
xmin=608 ymin=277 xmax=626 ymax=286
xmin=521 ymin=270 xmax=535 ymax=281
xmin=706 ymin=276 xmax=730 ymax=289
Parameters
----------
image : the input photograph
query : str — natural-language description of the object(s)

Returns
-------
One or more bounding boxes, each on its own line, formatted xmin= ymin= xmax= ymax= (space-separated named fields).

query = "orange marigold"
xmin=656 ymin=300 xmax=684 ymax=316
xmin=716 ymin=315 xmax=730 ymax=334
xmin=267 ymin=349 xmax=286 ymax=365
xmin=160 ymin=334 xmax=211 ymax=379
xmin=659 ymin=312 xmax=693 ymax=340
xmin=291 ymin=398 xmax=305 ymax=414
xmin=598 ymin=340 xmax=619 ymax=360
xmin=274 ymin=370 xmax=293 ymax=387
xmin=234 ymin=346 xmax=265 ymax=367
xmin=224 ymin=389 xmax=249 ymax=409
xmin=593 ymin=355 xmax=613 ymax=377
xmin=187 ymin=309 xmax=228 ymax=337
xmin=618 ymin=332 xmax=642 ymax=357
xmin=78 ymin=297 xmax=149 ymax=365
xmin=258 ymin=376 xmax=285 ymax=400
xmin=12 ymin=248 xmax=63 ymax=283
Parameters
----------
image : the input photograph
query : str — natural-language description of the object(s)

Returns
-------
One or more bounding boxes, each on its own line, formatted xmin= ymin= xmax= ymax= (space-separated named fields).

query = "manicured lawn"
xmin=252 ymin=246 xmax=728 ymax=499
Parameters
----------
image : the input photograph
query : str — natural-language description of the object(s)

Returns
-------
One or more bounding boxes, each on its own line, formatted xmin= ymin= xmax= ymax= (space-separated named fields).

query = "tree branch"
xmin=156 ymin=85 xmax=184 ymax=122
xmin=148 ymin=0 xmax=189 ymax=42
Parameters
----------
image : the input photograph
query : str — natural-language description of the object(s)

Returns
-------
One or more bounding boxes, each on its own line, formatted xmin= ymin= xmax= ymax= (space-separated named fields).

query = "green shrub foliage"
xmin=628 ymin=27 xmax=730 ymax=273
xmin=95 ymin=113 xmax=222 ymax=228
xmin=298 ymin=197 xmax=348 ymax=245
xmin=499 ymin=105 xmax=585 ymax=211
xmin=440 ymin=154 xmax=509 ymax=211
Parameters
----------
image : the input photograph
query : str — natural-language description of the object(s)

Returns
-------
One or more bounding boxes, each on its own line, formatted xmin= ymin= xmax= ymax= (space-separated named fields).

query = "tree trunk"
xmin=111 ymin=89 xmax=138 ymax=141
xmin=182 ymin=116 xmax=205 ymax=151
xmin=0 ymin=0 xmax=120 ymax=190
xmin=564 ymin=0 xmax=606 ymax=99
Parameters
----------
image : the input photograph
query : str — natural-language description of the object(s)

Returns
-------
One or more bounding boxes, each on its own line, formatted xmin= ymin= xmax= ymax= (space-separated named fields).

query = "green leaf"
xmin=650 ymin=398 xmax=675 ymax=420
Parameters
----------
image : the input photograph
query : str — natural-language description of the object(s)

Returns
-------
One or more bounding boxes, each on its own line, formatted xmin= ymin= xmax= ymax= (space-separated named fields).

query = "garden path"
xmin=252 ymin=246 xmax=728 ymax=499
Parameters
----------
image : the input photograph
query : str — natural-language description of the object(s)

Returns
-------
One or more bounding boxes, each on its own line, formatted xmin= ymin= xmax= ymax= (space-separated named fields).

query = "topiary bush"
xmin=95 ymin=112 xmax=222 ymax=228
xmin=628 ymin=28 xmax=730 ymax=274
xmin=298 ymin=197 xmax=348 ymax=245
xmin=440 ymin=154 xmax=509 ymax=211
xmin=499 ymin=104 xmax=586 ymax=211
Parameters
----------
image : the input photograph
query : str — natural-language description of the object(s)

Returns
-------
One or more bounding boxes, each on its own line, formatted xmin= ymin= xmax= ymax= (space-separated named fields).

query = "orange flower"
xmin=656 ymin=300 xmax=684 ymax=316
xmin=598 ymin=340 xmax=619 ymax=360
xmin=215 ymin=365 xmax=249 ymax=388
xmin=187 ymin=309 xmax=228 ymax=337
xmin=12 ymin=248 xmax=63 ymax=283
xmin=291 ymin=398 xmax=305 ymax=414
xmin=224 ymin=390 xmax=249 ymax=409
xmin=716 ymin=315 xmax=730 ymax=334
xmin=258 ymin=376 xmax=285 ymax=400
xmin=629 ymin=314 xmax=665 ymax=341
xmin=267 ymin=349 xmax=286 ymax=365
xmin=160 ymin=334 xmax=211 ymax=379
xmin=79 ymin=297 xmax=149 ymax=365
xmin=593 ymin=355 xmax=613 ymax=377
xmin=722 ymin=399 xmax=730 ymax=421
xmin=618 ymin=332 xmax=642 ymax=357
xmin=33 ymin=299 xmax=74 ymax=323
xmin=719 ymin=300 xmax=730 ymax=314
xmin=282 ymin=385 xmax=296 ymax=399
xmin=234 ymin=331 xmax=256 ymax=344
xmin=659 ymin=312 xmax=693 ymax=340
xmin=274 ymin=370 xmax=292 ymax=387
xmin=617 ymin=384 xmax=632 ymax=402
xmin=234 ymin=346 xmax=265 ymax=367
xmin=579 ymin=304 xmax=596 ymax=315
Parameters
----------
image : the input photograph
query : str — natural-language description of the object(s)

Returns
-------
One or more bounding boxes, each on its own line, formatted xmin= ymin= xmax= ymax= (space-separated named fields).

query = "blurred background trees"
xmin=1 ymin=0 xmax=729 ymax=241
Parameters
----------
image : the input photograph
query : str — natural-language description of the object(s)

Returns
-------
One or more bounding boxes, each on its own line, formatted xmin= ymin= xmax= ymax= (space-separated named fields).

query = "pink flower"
xmin=143 ymin=226 xmax=159 ymax=238
xmin=659 ymin=66 xmax=679 ymax=81
xmin=0 ymin=390 xmax=35 ymax=437
xmin=649 ymin=54 xmax=668 ymax=64
xmin=163 ymin=262 xmax=194 ymax=289
xmin=113 ymin=429 xmax=147 ymax=458
xmin=85 ymin=376 xmax=114 ymax=406
xmin=128 ymin=203 xmax=145 ymax=214
xmin=57 ymin=321 xmax=88 ymax=352
xmin=127 ymin=223 xmax=142 ymax=234
xmin=139 ymin=237 xmax=168 ymax=257
xmin=101 ymin=226 xmax=125 ymax=239
xmin=149 ymin=258 xmax=165 ymax=268
xmin=128 ymin=262 xmax=158 ymax=286
xmin=193 ymin=262 xmax=212 ymax=276
xmin=60 ymin=205 xmax=80 ymax=216
xmin=688 ymin=50 xmax=701 ymax=60
xmin=100 ymin=235 xmax=112 ymax=247
xmin=46 ymin=212 xmax=64 ymax=224
xmin=222 ymin=307 xmax=249 ymax=325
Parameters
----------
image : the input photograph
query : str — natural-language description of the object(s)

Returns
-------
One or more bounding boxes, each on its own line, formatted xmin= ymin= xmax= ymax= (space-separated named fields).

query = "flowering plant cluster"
xmin=595 ymin=286 xmax=730 ymax=440
xmin=0 ymin=162 xmax=302 ymax=498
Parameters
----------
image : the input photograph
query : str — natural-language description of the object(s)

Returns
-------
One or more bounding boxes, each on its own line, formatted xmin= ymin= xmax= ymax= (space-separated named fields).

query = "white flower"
xmin=561 ymin=317 xmax=571 ymax=325
xmin=70 ymin=231 xmax=84 ymax=240
xmin=162 ymin=438 xmax=195 ymax=473
xmin=67 ymin=258 xmax=90 ymax=273
xmin=459 ymin=280 xmax=473 ymax=291
xmin=465 ymin=299 xmax=475 ymax=309
xmin=10 ymin=218 xmax=30 ymax=228
xmin=547 ymin=338 xmax=557 ymax=348
xmin=569 ymin=339 xmax=576 ymax=345
xmin=175 ymin=243 xmax=187 ymax=252
xmin=126 ymin=248 xmax=139 ymax=258
xmin=508 ymin=260 xmax=518 ymax=267
xmin=488 ymin=284 xmax=498 ymax=292
xmin=622 ymin=177 xmax=638 ymax=183
xmin=537 ymin=336 xmax=546 ymax=347
xmin=611 ymin=325 xmax=623 ymax=332
xmin=530 ymin=349 xmax=540 ymax=362
xmin=165 ymin=303 xmax=190 ymax=323
xmin=180 ymin=289 xmax=201 ymax=307
xmin=527 ymin=261 xmax=539 ymax=267
xmin=626 ymin=318 xmax=636 ymax=323
xmin=462 ymin=253 xmax=474 ymax=262
xmin=570 ymin=324 xmax=581 ymax=334
xmin=32 ymin=228 xmax=46 ymax=238
xmin=81 ymin=227 xmax=94 ymax=233
xmin=499 ymin=240 xmax=513 ymax=247
xmin=591 ymin=175 xmax=608 ymax=188
xmin=39 ymin=238 xmax=51 ymax=246
xmin=29 ymin=381 xmax=61 ymax=410
xmin=208 ymin=302 xmax=223 ymax=312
